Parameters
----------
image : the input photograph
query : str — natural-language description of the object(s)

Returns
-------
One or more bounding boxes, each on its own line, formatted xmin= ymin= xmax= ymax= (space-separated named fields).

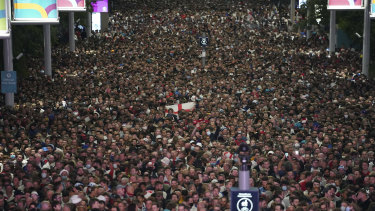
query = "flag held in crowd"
xmin=165 ymin=102 xmax=195 ymax=114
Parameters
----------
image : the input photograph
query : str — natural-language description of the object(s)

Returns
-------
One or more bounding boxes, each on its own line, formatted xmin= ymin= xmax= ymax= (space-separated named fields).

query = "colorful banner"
xmin=327 ymin=0 xmax=364 ymax=10
xmin=0 ymin=0 xmax=10 ymax=37
xmin=57 ymin=0 xmax=85 ymax=11
xmin=13 ymin=0 xmax=59 ymax=23
xmin=91 ymin=0 xmax=108 ymax=13
xmin=371 ymin=0 xmax=375 ymax=17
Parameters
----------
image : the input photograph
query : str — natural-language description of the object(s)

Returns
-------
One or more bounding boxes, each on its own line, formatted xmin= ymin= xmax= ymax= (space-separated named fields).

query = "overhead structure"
xmin=327 ymin=0 xmax=365 ymax=10
xmin=327 ymin=0 xmax=370 ymax=75
xmin=362 ymin=0 xmax=370 ymax=76
xmin=0 ymin=0 xmax=11 ymax=37
xmin=57 ymin=0 xmax=86 ymax=11
xmin=91 ymin=0 xmax=108 ymax=13
xmin=57 ymin=0 xmax=86 ymax=52
xmin=1 ymin=0 xmax=14 ymax=107
xmin=12 ymin=0 xmax=59 ymax=24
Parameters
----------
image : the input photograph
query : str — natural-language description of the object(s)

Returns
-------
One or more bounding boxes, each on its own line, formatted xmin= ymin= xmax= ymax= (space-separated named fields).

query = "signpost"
xmin=90 ymin=0 xmax=108 ymax=34
xmin=231 ymin=143 xmax=259 ymax=211
xmin=230 ymin=188 xmax=259 ymax=211
xmin=1 ymin=71 xmax=17 ymax=94
xmin=199 ymin=34 xmax=208 ymax=68
xmin=1 ymin=70 xmax=16 ymax=108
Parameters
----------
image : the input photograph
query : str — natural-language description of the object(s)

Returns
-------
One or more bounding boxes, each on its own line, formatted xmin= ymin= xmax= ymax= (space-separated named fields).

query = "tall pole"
xmin=43 ymin=24 xmax=52 ymax=77
xmin=306 ymin=2 xmax=312 ymax=40
xmin=239 ymin=143 xmax=250 ymax=190
xmin=362 ymin=0 xmax=370 ymax=76
xmin=239 ymin=163 xmax=250 ymax=190
xmin=202 ymin=32 xmax=206 ymax=68
xmin=69 ymin=12 xmax=75 ymax=52
xmin=3 ymin=35 xmax=14 ymax=107
xmin=290 ymin=0 xmax=295 ymax=28
xmin=329 ymin=10 xmax=336 ymax=55
xmin=87 ymin=12 xmax=92 ymax=38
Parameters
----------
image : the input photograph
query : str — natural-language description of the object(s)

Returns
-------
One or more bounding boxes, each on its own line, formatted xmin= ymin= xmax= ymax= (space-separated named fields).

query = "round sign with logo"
xmin=236 ymin=197 xmax=253 ymax=211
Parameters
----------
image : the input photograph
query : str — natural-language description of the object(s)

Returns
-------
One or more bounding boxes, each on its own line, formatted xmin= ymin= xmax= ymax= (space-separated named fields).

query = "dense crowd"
xmin=1 ymin=0 xmax=375 ymax=210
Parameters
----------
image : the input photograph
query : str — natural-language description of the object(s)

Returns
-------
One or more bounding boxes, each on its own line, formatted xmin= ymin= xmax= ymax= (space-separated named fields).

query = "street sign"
xmin=230 ymin=187 xmax=259 ymax=211
xmin=1 ymin=71 xmax=17 ymax=93
xmin=199 ymin=36 xmax=208 ymax=47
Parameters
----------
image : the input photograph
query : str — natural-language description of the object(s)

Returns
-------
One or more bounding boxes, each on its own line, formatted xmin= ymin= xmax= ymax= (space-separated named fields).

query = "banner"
xmin=13 ymin=0 xmax=59 ymax=23
xmin=91 ymin=0 xmax=108 ymax=13
xmin=1 ymin=71 xmax=17 ymax=93
xmin=230 ymin=188 xmax=259 ymax=211
xmin=327 ymin=0 xmax=364 ymax=10
xmin=165 ymin=102 xmax=195 ymax=115
xmin=371 ymin=0 xmax=375 ymax=17
xmin=57 ymin=0 xmax=85 ymax=11
xmin=92 ymin=12 xmax=101 ymax=31
xmin=0 ymin=0 xmax=10 ymax=37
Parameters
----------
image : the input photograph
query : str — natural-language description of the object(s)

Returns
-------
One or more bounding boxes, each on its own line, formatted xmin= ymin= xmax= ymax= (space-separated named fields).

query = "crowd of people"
xmin=1 ymin=0 xmax=375 ymax=210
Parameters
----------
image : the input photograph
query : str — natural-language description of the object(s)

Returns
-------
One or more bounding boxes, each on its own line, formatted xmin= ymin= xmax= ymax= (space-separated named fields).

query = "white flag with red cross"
xmin=165 ymin=102 xmax=195 ymax=115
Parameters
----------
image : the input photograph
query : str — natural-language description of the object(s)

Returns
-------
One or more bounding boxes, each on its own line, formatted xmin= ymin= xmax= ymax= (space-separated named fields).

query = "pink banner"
xmin=328 ymin=0 xmax=364 ymax=9
xmin=57 ymin=0 xmax=85 ymax=11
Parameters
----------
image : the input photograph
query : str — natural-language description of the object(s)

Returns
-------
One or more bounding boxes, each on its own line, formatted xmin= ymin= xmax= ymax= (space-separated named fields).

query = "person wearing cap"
xmin=14 ymin=190 xmax=25 ymax=210
xmin=96 ymin=195 xmax=107 ymax=210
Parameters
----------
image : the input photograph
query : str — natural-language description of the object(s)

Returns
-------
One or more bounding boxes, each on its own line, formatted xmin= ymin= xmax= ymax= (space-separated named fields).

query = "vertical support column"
xmin=3 ymin=35 xmax=14 ymax=107
xmin=87 ymin=12 xmax=92 ymax=38
xmin=202 ymin=32 xmax=206 ymax=68
xmin=69 ymin=12 xmax=75 ymax=52
xmin=362 ymin=0 xmax=370 ymax=76
xmin=306 ymin=2 xmax=312 ymax=40
xmin=202 ymin=48 xmax=206 ymax=68
xmin=101 ymin=12 xmax=109 ymax=31
xmin=290 ymin=0 xmax=295 ymax=27
xmin=329 ymin=10 xmax=336 ymax=56
xmin=43 ymin=24 xmax=52 ymax=77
